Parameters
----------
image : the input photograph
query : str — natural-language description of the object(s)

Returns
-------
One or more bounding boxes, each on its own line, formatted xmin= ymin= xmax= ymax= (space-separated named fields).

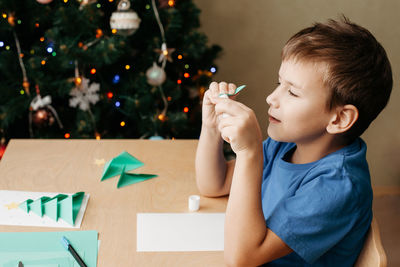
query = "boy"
xmin=195 ymin=17 xmax=392 ymax=266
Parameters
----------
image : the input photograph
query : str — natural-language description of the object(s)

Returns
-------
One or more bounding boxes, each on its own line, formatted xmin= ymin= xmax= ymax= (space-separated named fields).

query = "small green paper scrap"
xmin=101 ymin=151 xmax=157 ymax=188
xmin=18 ymin=192 xmax=85 ymax=226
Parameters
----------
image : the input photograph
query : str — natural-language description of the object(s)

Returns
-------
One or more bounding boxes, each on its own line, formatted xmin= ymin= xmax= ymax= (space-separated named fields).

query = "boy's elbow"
xmin=224 ymin=250 xmax=251 ymax=267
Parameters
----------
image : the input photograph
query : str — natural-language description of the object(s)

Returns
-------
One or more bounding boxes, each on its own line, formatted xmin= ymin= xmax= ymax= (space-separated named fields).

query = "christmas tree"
xmin=0 ymin=0 xmax=221 ymax=143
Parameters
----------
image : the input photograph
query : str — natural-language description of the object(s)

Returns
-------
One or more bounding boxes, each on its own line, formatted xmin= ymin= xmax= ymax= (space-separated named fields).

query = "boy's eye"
xmin=288 ymin=89 xmax=298 ymax=97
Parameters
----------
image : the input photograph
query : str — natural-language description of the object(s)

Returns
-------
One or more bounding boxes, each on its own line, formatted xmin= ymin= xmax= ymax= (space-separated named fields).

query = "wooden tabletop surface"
xmin=0 ymin=139 xmax=227 ymax=266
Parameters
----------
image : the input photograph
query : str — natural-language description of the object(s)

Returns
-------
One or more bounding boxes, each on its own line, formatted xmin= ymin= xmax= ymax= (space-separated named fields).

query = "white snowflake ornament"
xmin=69 ymin=77 xmax=100 ymax=111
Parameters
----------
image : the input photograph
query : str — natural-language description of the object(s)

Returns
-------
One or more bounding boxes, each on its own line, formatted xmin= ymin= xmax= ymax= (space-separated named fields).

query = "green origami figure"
xmin=18 ymin=192 xmax=85 ymax=226
xmin=101 ymin=151 xmax=157 ymax=188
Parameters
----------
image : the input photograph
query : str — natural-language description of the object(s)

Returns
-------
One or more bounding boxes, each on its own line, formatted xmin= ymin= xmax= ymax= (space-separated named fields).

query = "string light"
xmin=125 ymin=65 xmax=130 ymax=70
xmin=210 ymin=67 xmax=217 ymax=73
xmin=158 ymin=114 xmax=165 ymax=121
xmin=177 ymin=79 xmax=182 ymax=84
xmin=96 ymin=29 xmax=103 ymax=38
xmin=107 ymin=92 xmax=113 ymax=99
xmin=30 ymin=49 xmax=34 ymax=55
xmin=17 ymin=19 xmax=21 ymax=25
xmin=40 ymin=37 xmax=45 ymax=42
xmin=112 ymin=74 xmax=120 ymax=84
xmin=115 ymin=101 xmax=120 ymax=107
xmin=64 ymin=133 xmax=70 ymax=139
xmin=90 ymin=68 xmax=96 ymax=75
xmin=46 ymin=47 xmax=53 ymax=53
xmin=96 ymin=134 xmax=101 ymax=140
xmin=183 ymin=73 xmax=190 ymax=78
xmin=41 ymin=60 xmax=46 ymax=65
xmin=145 ymin=4 xmax=151 ymax=9
xmin=19 ymin=53 xmax=24 ymax=58
xmin=168 ymin=0 xmax=175 ymax=7
xmin=35 ymin=23 xmax=39 ymax=28
xmin=120 ymin=121 xmax=125 ymax=127
xmin=63 ymin=0 xmax=68 ymax=3
xmin=108 ymin=0 xmax=114 ymax=2
xmin=177 ymin=54 xmax=183 ymax=60
xmin=167 ymin=96 xmax=172 ymax=101
xmin=20 ymin=90 xmax=25 ymax=95
xmin=183 ymin=107 xmax=189 ymax=113
xmin=96 ymin=3 xmax=101 ymax=8
xmin=2 ymin=13 xmax=6 ymax=19
xmin=75 ymin=77 xmax=82 ymax=86
xmin=112 ymin=29 xmax=117 ymax=34
xmin=184 ymin=64 xmax=189 ymax=69
xmin=0 ymin=41 xmax=4 ymax=47
xmin=52 ymin=52 xmax=56 ymax=56
xmin=5 ymin=46 xmax=10 ymax=50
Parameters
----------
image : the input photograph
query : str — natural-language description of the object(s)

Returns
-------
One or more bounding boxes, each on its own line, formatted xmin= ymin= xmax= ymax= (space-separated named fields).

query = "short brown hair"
xmin=282 ymin=16 xmax=393 ymax=141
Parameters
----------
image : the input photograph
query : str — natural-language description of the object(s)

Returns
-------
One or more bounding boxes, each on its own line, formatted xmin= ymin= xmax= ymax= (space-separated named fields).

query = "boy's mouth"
xmin=268 ymin=114 xmax=281 ymax=123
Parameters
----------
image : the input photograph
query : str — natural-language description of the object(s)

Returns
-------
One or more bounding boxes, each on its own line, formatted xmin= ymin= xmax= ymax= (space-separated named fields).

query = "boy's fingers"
xmin=214 ymin=99 xmax=249 ymax=116
xmin=228 ymin=83 xmax=237 ymax=95
xmin=218 ymin=82 xmax=229 ymax=95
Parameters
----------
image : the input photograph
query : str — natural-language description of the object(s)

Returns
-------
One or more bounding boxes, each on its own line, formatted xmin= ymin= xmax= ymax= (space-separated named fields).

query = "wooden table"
xmin=0 ymin=139 xmax=228 ymax=266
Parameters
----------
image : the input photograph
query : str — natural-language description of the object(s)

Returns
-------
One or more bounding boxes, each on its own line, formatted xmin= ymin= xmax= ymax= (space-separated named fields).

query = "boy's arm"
xmin=213 ymin=97 xmax=293 ymax=266
xmin=195 ymin=82 xmax=237 ymax=197
xmin=195 ymin=125 xmax=235 ymax=197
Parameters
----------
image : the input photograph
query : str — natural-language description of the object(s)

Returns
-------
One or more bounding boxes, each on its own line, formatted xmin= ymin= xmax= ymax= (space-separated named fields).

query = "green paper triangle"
xmin=117 ymin=172 xmax=158 ymax=188
xmin=30 ymin=197 xmax=51 ymax=217
xmin=59 ymin=192 xmax=85 ymax=226
xmin=43 ymin=194 xmax=68 ymax=221
xmin=19 ymin=199 xmax=33 ymax=213
xmin=101 ymin=151 xmax=144 ymax=181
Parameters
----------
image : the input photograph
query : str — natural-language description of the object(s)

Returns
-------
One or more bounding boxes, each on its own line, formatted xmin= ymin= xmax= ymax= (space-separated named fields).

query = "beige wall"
xmin=194 ymin=0 xmax=400 ymax=186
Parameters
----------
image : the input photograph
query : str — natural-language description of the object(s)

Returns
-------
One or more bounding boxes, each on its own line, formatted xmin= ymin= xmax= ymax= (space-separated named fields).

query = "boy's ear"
xmin=326 ymin=104 xmax=359 ymax=134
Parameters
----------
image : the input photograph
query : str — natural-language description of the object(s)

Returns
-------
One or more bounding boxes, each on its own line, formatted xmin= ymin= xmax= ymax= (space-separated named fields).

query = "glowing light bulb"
xmin=184 ymin=73 xmax=190 ymax=78
xmin=107 ymin=92 xmax=113 ymax=99
xmin=177 ymin=79 xmax=182 ymax=84
xmin=120 ymin=121 xmax=126 ymax=127
xmin=47 ymin=47 xmax=53 ymax=53
xmin=183 ymin=107 xmax=189 ymax=113
xmin=112 ymin=75 xmax=120 ymax=84
xmin=64 ymin=133 xmax=70 ymax=139
xmin=41 ymin=60 xmax=46 ymax=65
xmin=90 ymin=68 xmax=96 ymax=75
xmin=115 ymin=101 xmax=121 ymax=107
xmin=0 ymin=41 xmax=4 ymax=47
xmin=210 ymin=67 xmax=217 ymax=73
xmin=125 ymin=65 xmax=130 ymax=70
xmin=177 ymin=54 xmax=183 ymax=60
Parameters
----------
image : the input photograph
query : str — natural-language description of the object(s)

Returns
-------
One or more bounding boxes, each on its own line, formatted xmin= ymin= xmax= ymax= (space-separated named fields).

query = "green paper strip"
xmin=30 ymin=197 xmax=51 ymax=217
xmin=101 ymin=151 xmax=144 ymax=181
xmin=218 ymin=84 xmax=246 ymax=97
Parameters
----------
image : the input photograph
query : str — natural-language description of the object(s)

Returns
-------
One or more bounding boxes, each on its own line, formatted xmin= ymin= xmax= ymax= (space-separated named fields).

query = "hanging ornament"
xmin=32 ymin=108 xmax=54 ymax=127
xmin=110 ymin=0 xmax=141 ymax=36
xmin=29 ymin=91 xmax=63 ymax=135
xmin=36 ymin=0 xmax=53 ymax=4
xmin=154 ymin=42 xmax=175 ymax=64
xmin=69 ymin=77 xmax=100 ymax=111
xmin=146 ymin=62 xmax=166 ymax=86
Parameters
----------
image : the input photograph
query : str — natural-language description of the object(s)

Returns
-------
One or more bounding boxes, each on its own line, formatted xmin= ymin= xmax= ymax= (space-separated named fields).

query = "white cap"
xmin=188 ymin=195 xmax=200 ymax=212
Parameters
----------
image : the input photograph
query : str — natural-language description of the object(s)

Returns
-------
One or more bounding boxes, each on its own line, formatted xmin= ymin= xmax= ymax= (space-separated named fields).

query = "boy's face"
xmin=266 ymin=59 xmax=335 ymax=144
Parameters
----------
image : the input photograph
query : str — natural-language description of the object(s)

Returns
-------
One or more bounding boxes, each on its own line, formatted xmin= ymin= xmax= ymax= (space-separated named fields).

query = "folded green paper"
xmin=101 ymin=151 xmax=157 ymax=188
xmin=18 ymin=192 xmax=85 ymax=226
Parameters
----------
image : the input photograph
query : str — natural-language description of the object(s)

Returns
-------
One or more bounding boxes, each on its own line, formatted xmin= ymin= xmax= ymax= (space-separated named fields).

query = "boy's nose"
xmin=266 ymin=90 xmax=278 ymax=108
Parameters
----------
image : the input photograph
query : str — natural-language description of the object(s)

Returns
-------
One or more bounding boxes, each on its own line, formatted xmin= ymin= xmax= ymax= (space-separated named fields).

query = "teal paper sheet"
xmin=0 ymin=230 xmax=98 ymax=267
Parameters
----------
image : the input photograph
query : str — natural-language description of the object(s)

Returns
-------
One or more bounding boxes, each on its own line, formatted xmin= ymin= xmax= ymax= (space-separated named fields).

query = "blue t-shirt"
xmin=261 ymin=137 xmax=373 ymax=266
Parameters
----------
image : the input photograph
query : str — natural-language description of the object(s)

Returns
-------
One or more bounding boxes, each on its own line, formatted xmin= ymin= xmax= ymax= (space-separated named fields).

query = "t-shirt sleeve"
xmin=266 ymin=169 xmax=361 ymax=263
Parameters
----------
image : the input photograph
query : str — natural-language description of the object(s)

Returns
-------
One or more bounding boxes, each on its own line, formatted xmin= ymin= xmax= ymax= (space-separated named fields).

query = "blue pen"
xmin=61 ymin=236 xmax=88 ymax=267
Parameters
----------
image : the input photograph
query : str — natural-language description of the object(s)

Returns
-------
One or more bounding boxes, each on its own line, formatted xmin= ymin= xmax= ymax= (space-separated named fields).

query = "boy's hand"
xmin=202 ymin=82 xmax=237 ymax=130
xmin=211 ymin=95 xmax=262 ymax=155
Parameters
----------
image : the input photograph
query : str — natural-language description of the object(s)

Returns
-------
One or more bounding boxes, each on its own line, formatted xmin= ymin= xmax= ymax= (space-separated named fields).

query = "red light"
xmin=177 ymin=79 xmax=182 ymax=84
xmin=107 ymin=92 xmax=113 ymax=99
xmin=90 ymin=68 xmax=96 ymax=75
xmin=64 ymin=133 xmax=70 ymax=139
xmin=184 ymin=73 xmax=190 ymax=78
xmin=183 ymin=107 xmax=189 ymax=113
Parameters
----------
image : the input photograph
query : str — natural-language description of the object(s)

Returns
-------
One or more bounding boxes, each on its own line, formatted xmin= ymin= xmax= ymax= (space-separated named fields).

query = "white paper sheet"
xmin=0 ymin=190 xmax=89 ymax=228
xmin=137 ymin=213 xmax=225 ymax=251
